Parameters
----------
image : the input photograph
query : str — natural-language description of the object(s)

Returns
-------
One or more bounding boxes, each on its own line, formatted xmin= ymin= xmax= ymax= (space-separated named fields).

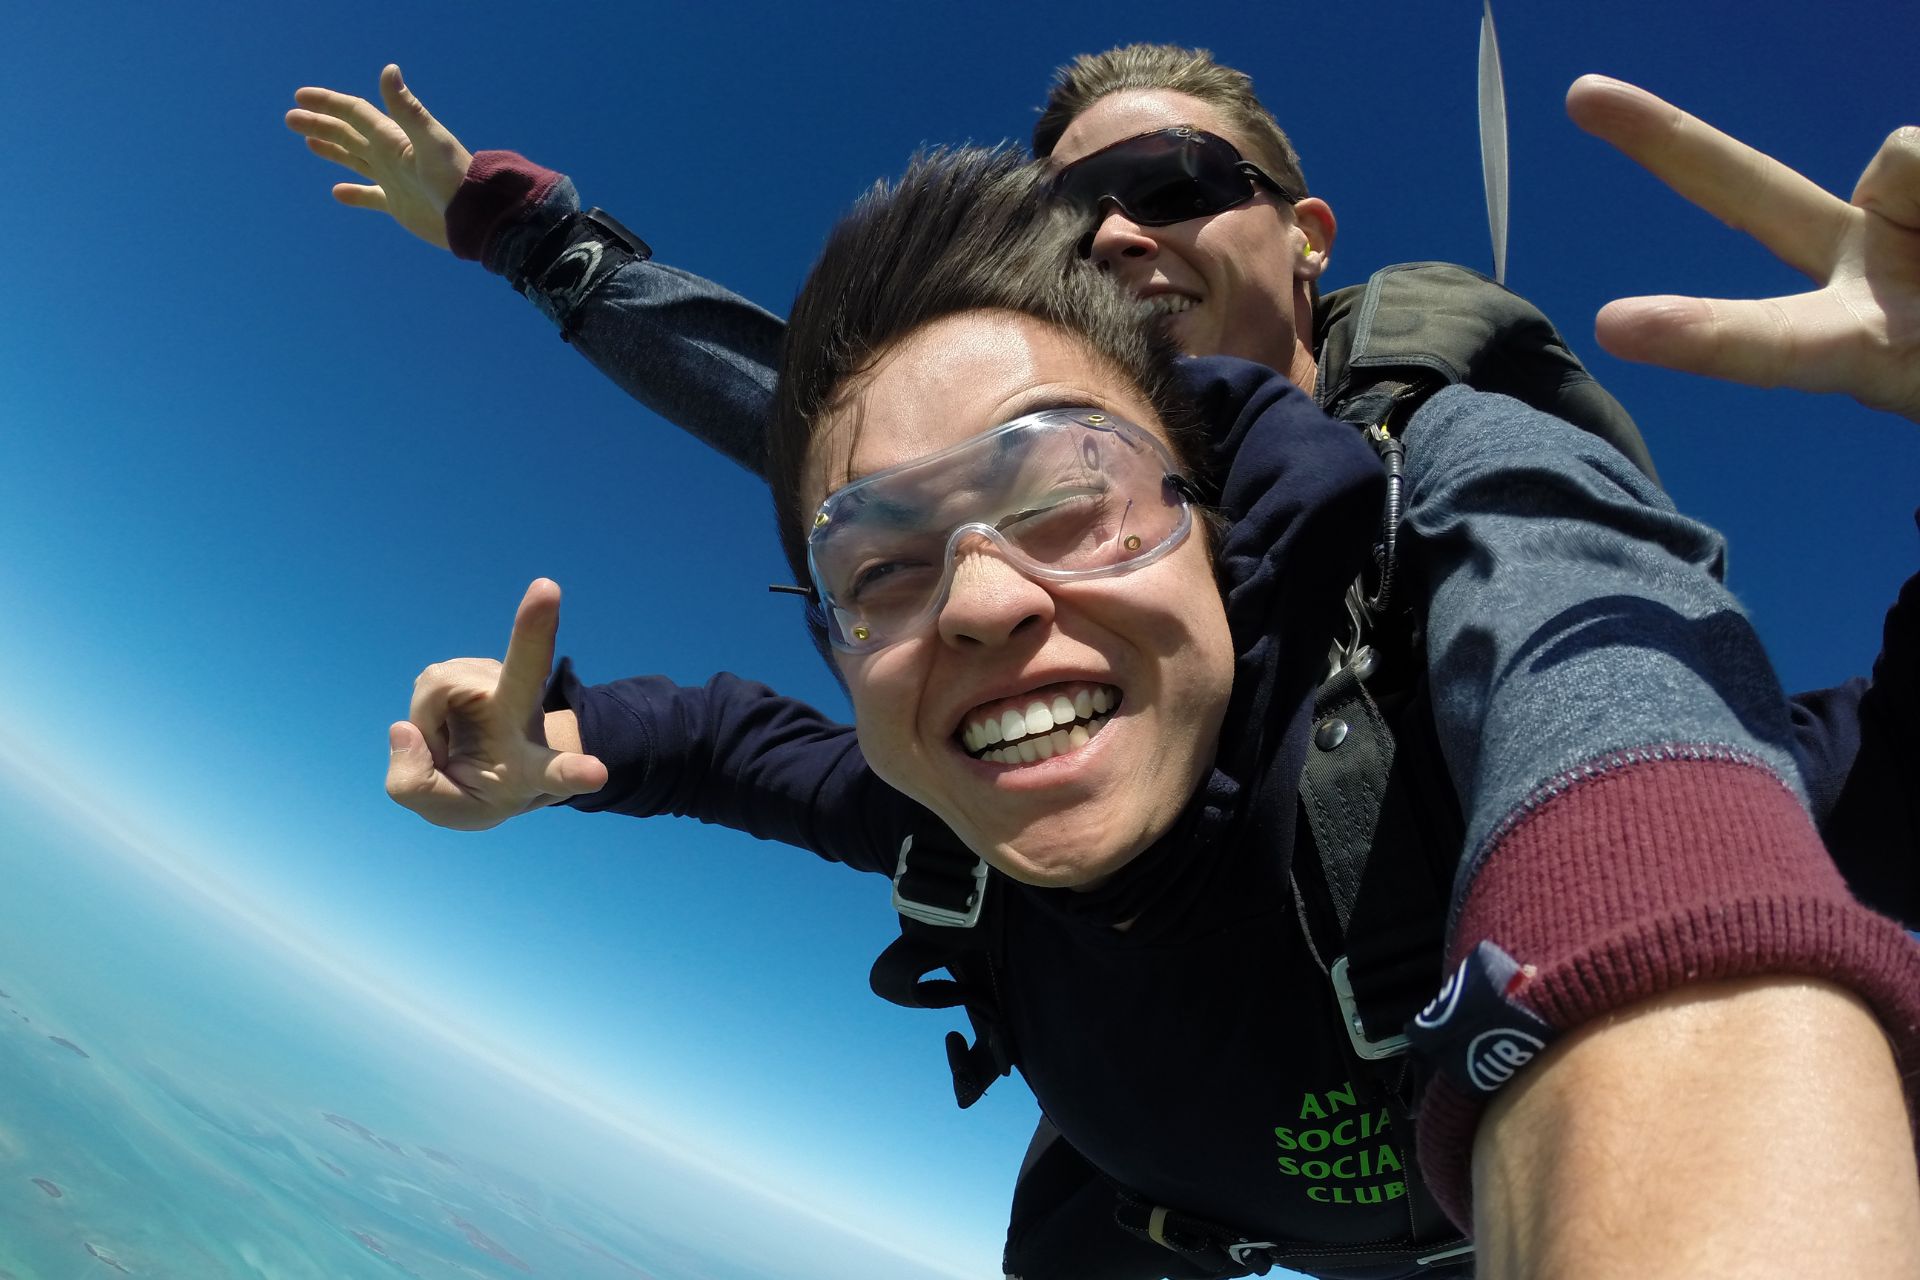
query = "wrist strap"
xmin=512 ymin=207 xmax=654 ymax=337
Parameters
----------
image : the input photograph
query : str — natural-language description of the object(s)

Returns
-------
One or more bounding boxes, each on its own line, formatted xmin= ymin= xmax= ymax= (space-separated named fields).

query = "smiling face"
xmin=1051 ymin=89 xmax=1332 ymax=392
xmin=809 ymin=309 xmax=1234 ymax=888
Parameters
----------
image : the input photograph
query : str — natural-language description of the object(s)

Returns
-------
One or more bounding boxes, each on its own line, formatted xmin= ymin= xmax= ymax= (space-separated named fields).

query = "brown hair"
xmin=1031 ymin=43 xmax=1309 ymax=199
xmin=767 ymin=146 xmax=1207 ymax=589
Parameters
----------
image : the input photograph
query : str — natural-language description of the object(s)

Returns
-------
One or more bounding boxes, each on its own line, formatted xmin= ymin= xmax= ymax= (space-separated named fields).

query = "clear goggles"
xmin=806 ymin=408 xmax=1198 ymax=654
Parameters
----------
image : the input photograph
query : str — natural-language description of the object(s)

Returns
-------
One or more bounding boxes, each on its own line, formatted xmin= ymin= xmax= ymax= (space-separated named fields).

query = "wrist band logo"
xmin=1463 ymin=1027 xmax=1546 ymax=1092
xmin=1407 ymin=940 xmax=1558 ymax=1098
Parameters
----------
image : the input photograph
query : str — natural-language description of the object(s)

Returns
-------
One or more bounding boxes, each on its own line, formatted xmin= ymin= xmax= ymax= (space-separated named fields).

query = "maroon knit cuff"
xmin=444 ymin=150 xmax=563 ymax=263
xmin=1415 ymin=755 xmax=1920 ymax=1229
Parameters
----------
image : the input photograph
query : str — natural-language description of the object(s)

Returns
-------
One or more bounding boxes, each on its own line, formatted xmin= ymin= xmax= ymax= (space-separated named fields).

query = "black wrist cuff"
xmin=511 ymin=207 xmax=654 ymax=339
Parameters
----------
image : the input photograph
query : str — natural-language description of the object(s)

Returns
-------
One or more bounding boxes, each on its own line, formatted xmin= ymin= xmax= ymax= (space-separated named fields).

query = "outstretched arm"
xmin=1569 ymin=75 xmax=1920 ymax=422
xmin=1400 ymin=388 xmax=1920 ymax=1277
xmin=287 ymin=68 xmax=782 ymax=471
xmin=387 ymin=579 xmax=918 ymax=873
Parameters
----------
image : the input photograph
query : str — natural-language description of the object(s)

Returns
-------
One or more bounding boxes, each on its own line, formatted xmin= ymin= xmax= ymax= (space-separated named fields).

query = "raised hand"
xmin=1568 ymin=74 xmax=1920 ymax=423
xmin=287 ymin=64 xmax=475 ymax=250
xmin=386 ymin=579 xmax=608 ymax=831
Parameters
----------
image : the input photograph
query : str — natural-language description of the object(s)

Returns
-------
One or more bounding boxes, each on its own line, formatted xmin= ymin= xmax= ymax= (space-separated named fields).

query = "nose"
xmin=935 ymin=536 xmax=1055 ymax=649
xmin=1085 ymin=202 xmax=1159 ymax=272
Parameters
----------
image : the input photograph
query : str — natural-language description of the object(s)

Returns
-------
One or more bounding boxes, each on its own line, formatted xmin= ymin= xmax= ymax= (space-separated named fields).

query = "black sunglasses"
xmin=1052 ymin=127 xmax=1300 ymax=252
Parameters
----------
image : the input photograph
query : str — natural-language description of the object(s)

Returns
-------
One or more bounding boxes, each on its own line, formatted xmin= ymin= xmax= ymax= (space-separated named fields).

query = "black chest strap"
xmin=869 ymin=836 xmax=1013 ymax=1108
xmin=1297 ymin=651 xmax=1454 ymax=1061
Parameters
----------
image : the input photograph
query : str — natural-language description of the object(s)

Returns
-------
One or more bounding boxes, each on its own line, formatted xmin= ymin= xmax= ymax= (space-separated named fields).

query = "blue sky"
xmin=1 ymin=0 xmax=1915 ymax=1273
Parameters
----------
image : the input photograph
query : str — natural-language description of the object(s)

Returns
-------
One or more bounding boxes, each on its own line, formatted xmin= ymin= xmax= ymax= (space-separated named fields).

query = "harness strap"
xmin=870 ymin=835 xmax=1014 ymax=1109
xmin=1299 ymin=654 xmax=1452 ymax=1045
xmin=509 ymin=206 xmax=652 ymax=339
xmin=1113 ymin=1188 xmax=1470 ymax=1276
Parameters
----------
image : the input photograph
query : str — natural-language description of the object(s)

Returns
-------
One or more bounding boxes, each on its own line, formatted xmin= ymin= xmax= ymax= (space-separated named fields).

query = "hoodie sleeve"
xmin=541 ymin=659 xmax=922 ymax=877
xmin=1399 ymin=386 xmax=1920 ymax=1227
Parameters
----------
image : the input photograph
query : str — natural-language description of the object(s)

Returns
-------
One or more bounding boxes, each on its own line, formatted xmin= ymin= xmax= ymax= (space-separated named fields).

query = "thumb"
xmin=538 ymin=749 xmax=609 ymax=800
xmin=1853 ymin=125 xmax=1920 ymax=231
xmin=385 ymin=720 xmax=440 ymax=801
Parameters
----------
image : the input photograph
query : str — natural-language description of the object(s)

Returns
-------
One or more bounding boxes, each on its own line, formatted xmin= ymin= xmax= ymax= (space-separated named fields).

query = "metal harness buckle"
xmin=1330 ymin=955 xmax=1411 ymax=1061
xmin=889 ymin=835 xmax=988 ymax=929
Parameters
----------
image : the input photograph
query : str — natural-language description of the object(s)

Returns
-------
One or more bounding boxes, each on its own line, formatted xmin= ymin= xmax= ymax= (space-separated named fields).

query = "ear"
xmin=1292 ymin=197 xmax=1337 ymax=280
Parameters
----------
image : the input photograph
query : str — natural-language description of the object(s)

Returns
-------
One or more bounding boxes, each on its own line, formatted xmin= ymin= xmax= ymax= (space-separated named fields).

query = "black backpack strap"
xmin=1315 ymin=261 xmax=1659 ymax=485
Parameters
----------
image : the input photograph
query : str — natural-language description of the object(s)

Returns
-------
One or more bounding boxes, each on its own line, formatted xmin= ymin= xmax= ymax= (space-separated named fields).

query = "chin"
xmin=972 ymin=814 xmax=1151 ymax=890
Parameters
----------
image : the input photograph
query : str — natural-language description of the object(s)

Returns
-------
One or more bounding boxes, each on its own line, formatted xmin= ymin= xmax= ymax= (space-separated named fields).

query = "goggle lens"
xmin=807 ymin=410 xmax=1195 ymax=652
xmin=1053 ymin=127 xmax=1274 ymax=231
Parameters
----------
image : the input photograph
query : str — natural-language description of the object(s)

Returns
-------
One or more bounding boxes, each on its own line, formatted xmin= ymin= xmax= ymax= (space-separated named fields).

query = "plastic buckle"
xmin=889 ymin=835 xmax=987 ymax=929
xmin=580 ymin=206 xmax=653 ymax=262
xmin=1226 ymin=1240 xmax=1278 ymax=1266
xmin=1330 ymin=955 xmax=1410 ymax=1061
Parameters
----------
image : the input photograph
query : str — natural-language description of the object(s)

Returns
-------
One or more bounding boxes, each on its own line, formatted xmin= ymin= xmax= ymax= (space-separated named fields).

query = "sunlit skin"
xmin=1052 ymin=90 xmax=1338 ymax=395
xmin=809 ymin=311 xmax=1234 ymax=889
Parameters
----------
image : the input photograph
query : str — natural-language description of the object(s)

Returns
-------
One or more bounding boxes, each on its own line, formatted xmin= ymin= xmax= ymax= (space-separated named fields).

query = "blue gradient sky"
xmin=2 ymin=0 xmax=1915 ymax=1272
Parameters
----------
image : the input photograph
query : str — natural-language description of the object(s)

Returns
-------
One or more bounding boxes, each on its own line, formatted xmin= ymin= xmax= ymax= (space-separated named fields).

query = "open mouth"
xmin=1143 ymin=294 xmax=1197 ymax=316
xmin=958 ymin=682 xmax=1123 ymax=765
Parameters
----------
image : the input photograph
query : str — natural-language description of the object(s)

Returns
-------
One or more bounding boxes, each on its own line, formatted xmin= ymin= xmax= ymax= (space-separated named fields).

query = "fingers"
xmin=386 ymin=720 xmax=439 ymax=797
xmin=332 ymin=183 xmax=390 ymax=212
xmin=1566 ymin=74 xmax=1849 ymax=282
xmin=285 ymin=108 xmax=369 ymax=153
xmin=1595 ymin=295 xmax=1776 ymax=387
xmin=386 ymin=720 xmax=480 ymax=822
xmin=387 ymin=721 xmax=524 ymax=831
xmin=409 ymin=658 xmax=500 ymax=764
xmin=290 ymin=84 xmax=403 ymax=160
xmin=1853 ymin=126 xmax=1920 ymax=231
xmin=497 ymin=579 xmax=563 ymax=725
xmin=1594 ymin=290 xmax=1860 ymax=397
xmin=302 ymin=135 xmax=373 ymax=178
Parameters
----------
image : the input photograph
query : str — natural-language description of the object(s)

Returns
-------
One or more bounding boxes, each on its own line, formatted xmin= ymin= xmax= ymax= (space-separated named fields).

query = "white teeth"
xmin=1149 ymin=295 xmax=1195 ymax=315
xmin=974 ymin=713 xmax=1112 ymax=766
xmin=964 ymin=685 xmax=1122 ymax=757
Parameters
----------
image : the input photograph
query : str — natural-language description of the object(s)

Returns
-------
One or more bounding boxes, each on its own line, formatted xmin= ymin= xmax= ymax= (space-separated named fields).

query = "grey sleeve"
xmin=486 ymin=177 xmax=783 ymax=476
xmin=1400 ymin=386 xmax=1809 ymax=889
